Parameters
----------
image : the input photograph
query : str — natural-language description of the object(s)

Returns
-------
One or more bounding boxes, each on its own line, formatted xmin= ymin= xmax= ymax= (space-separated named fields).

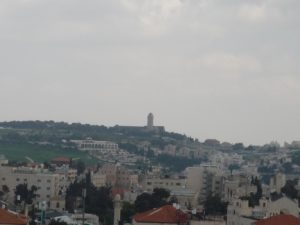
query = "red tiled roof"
xmin=0 ymin=208 xmax=28 ymax=225
xmin=254 ymin=215 xmax=300 ymax=225
xmin=133 ymin=205 xmax=188 ymax=224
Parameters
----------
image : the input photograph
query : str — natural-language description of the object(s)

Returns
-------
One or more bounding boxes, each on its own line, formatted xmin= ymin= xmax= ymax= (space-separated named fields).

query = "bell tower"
xmin=147 ymin=113 xmax=154 ymax=128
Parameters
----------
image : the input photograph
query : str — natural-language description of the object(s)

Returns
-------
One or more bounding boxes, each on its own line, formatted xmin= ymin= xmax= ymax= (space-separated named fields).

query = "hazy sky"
xmin=0 ymin=0 xmax=299 ymax=145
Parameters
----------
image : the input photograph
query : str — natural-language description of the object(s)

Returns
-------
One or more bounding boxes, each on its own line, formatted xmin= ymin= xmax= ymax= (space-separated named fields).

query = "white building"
xmin=71 ymin=138 xmax=118 ymax=152
xmin=227 ymin=196 xmax=299 ymax=225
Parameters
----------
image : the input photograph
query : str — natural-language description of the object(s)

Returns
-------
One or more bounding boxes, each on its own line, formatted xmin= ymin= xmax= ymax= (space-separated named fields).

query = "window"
xmin=56 ymin=202 xmax=60 ymax=208
xmin=47 ymin=187 xmax=50 ymax=190
xmin=37 ymin=179 xmax=41 ymax=182
xmin=16 ymin=178 xmax=20 ymax=182
xmin=47 ymin=179 xmax=51 ymax=183
xmin=2 ymin=177 xmax=5 ymax=181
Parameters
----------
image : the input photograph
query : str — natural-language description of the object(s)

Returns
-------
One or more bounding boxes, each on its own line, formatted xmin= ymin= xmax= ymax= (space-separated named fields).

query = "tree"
xmin=228 ymin=164 xmax=240 ymax=175
xmin=134 ymin=193 xmax=153 ymax=213
xmin=282 ymin=163 xmax=293 ymax=173
xmin=281 ymin=180 xmax=298 ymax=199
xmin=75 ymin=160 xmax=85 ymax=175
xmin=242 ymin=177 xmax=262 ymax=207
xmin=14 ymin=184 xmax=37 ymax=205
xmin=65 ymin=180 xmax=114 ymax=225
xmin=134 ymin=188 xmax=170 ymax=213
xmin=233 ymin=143 xmax=244 ymax=151
xmin=121 ymin=202 xmax=136 ymax=223
xmin=0 ymin=185 xmax=9 ymax=201
xmin=169 ymin=196 xmax=178 ymax=204
xmin=203 ymin=194 xmax=228 ymax=215
xmin=152 ymin=188 xmax=170 ymax=200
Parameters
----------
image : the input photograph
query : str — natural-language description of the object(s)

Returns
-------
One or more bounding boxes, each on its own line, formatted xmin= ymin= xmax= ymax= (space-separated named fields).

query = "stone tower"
xmin=113 ymin=194 xmax=122 ymax=225
xmin=147 ymin=113 xmax=154 ymax=128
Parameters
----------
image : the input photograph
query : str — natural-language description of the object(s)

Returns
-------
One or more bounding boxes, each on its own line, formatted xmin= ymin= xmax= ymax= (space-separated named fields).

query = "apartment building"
xmin=143 ymin=177 xmax=186 ymax=192
xmin=186 ymin=164 xmax=223 ymax=204
xmin=0 ymin=166 xmax=63 ymax=205
xmin=98 ymin=163 xmax=139 ymax=189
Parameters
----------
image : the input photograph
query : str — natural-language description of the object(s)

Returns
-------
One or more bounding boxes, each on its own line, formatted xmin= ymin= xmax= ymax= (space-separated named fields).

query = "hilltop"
xmin=0 ymin=120 xmax=255 ymax=171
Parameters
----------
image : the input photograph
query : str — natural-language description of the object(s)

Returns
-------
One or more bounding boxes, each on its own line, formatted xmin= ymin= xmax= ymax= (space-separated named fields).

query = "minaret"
xmin=147 ymin=113 xmax=154 ymax=128
xmin=113 ymin=194 xmax=122 ymax=225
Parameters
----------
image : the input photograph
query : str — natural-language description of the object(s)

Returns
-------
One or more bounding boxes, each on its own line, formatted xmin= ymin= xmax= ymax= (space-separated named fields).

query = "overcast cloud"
xmin=0 ymin=0 xmax=299 ymax=145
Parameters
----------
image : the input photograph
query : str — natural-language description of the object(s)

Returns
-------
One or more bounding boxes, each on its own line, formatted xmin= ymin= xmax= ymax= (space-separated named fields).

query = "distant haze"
xmin=0 ymin=0 xmax=299 ymax=145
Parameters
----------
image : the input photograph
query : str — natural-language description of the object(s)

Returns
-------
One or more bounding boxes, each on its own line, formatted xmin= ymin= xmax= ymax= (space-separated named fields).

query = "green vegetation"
xmin=14 ymin=183 xmax=37 ymax=205
xmin=281 ymin=179 xmax=298 ymax=199
xmin=292 ymin=151 xmax=300 ymax=166
xmin=203 ymin=194 xmax=228 ymax=215
xmin=0 ymin=121 xmax=207 ymax=170
xmin=240 ymin=177 xmax=262 ymax=207
xmin=66 ymin=175 xmax=114 ymax=225
xmin=228 ymin=164 xmax=241 ymax=175
xmin=121 ymin=188 xmax=171 ymax=223
xmin=0 ymin=143 xmax=98 ymax=165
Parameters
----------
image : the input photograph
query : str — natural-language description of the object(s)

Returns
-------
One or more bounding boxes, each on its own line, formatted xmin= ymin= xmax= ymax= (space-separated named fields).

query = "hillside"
xmin=0 ymin=120 xmax=239 ymax=170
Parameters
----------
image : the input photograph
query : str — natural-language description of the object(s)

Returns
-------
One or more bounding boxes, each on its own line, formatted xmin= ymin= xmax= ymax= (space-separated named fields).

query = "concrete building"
xmin=91 ymin=173 xmax=106 ymax=188
xmin=227 ymin=196 xmax=299 ymax=225
xmin=143 ymin=177 xmax=186 ymax=192
xmin=186 ymin=164 xmax=223 ymax=204
xmin=0 ymin=166 xmax=64 ymax=206
xmin=223 ymin=175 xmax=257 ymax=202
xmin=115 ymin=114 xmax=165 ymax=134
xmin=49 ymin=196 xmax=66 ymax=212
xmin=71 ymin=138 xmax=118 ymax=152
xmin=170 ymin=189 xmax=199 ymax=209
xmin=99 ymin=164 xmax=139 ymax=189
xmin=269 ymin=173 xmax=286 ymax=194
